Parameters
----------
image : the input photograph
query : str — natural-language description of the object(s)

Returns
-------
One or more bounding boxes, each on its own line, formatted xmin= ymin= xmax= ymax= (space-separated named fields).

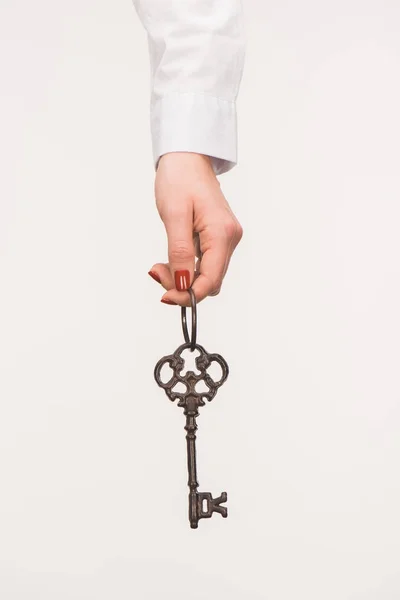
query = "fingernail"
xmin=148 ymin=270 xmax=161 ymax=284
xmin=175 ymin=269 xmax=190 ymax=291
xmin=161 ymin=298 xmax=177 ymax=305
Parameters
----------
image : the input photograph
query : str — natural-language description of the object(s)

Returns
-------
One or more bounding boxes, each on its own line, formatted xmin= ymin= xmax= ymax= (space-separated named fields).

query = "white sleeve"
xmin=132 ymin=0 xmax=245 ymax=175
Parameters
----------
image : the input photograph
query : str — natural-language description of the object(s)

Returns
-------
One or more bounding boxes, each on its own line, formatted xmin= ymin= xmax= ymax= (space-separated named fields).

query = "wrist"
xmin=158 ymin=152 xmax=214 ymax=174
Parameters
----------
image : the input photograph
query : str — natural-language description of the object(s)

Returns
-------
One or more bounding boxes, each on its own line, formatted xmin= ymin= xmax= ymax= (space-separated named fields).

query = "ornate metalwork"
xmin=154 ymin=288 xmax=229 ymax=528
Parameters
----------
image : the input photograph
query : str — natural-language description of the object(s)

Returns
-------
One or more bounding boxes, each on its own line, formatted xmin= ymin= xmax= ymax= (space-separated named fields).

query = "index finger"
xmin=191 ymin=235 xmax=227 ymax=303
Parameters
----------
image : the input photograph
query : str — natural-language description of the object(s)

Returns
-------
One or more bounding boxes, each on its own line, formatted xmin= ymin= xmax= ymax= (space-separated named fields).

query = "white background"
xmin=1 ymin=1 xmax=400 ymax=598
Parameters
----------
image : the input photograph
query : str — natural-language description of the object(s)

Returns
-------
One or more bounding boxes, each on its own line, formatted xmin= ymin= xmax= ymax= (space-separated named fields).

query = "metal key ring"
xmin=181 ymin=287 xmax=197 ymax=351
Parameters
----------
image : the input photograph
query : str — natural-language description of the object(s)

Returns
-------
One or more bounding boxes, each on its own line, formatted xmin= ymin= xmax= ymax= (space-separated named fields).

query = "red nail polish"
xmin=161 ymin=298 xmax=177 ymax=305
xmin=148 ymin=270 xmax=161 ymax=284
xmin=175 ymin=269 xmax=190 ymax=291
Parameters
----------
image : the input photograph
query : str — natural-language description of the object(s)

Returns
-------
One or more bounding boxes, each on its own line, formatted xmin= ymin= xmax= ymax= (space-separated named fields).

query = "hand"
xmin=148 ymin=152 xmax=243 ymax=306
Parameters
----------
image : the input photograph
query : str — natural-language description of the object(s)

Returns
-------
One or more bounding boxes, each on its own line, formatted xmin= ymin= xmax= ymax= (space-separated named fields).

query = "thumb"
xmin=164 ymin=205 xmax=195 ymax=292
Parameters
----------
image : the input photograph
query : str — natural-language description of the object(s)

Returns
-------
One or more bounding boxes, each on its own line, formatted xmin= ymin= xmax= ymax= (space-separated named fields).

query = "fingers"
xmin=148 ymin=263 xmax=173 ymax=290
xmin=156 ymin=218 xmax=242 ymax=306
xmin=148 ymin=261 xmax=198 ymax=306
xmin=191 ymin=222 xmax=240 ymax=303
xmin=162 ymin=203 xmax=196 ymax=293
xmin=148 ymin=233 xmax=201 ymax=294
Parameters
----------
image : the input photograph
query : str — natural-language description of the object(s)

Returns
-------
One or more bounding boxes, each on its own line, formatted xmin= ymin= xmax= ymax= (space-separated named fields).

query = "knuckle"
xmin=236 ymin=222 xmax=244 ymax=242
xmin=223 ymin=218 xmax=243 ymax=243
xmin=210 ymin=287 xmax=221 ymax=297
xmin=169 ymin=241 xmax=194 ymax=262
xmin=223 ymin=220 xmax=237 ymax=239
xmin=208 ymin=274 xmax=223 ymax=294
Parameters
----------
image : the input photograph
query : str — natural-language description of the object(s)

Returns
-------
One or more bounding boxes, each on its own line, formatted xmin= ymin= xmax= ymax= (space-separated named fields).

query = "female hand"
xmin=148 ymin=152 xmax=243 ymax=306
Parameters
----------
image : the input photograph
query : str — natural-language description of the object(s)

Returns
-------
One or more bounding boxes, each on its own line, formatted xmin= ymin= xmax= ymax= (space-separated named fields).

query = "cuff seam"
xmin=150 ymin=91 xmax=238 ymax=176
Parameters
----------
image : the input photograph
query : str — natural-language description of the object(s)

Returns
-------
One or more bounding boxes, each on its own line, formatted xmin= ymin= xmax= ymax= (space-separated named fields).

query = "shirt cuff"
xmin=151 ymin=92 xmax=237 ymax=176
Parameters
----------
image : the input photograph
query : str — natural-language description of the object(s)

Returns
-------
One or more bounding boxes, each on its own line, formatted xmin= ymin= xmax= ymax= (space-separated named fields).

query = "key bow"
xmin=154 ymin=342 xmax=229 ymax=411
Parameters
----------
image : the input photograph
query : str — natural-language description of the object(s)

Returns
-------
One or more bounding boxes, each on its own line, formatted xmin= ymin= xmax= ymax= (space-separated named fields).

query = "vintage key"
xmin=154 ymin=288 xmax=229 ymax=528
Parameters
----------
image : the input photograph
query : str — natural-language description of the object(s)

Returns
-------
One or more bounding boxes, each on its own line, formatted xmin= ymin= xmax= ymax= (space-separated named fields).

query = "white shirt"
xmin=132 ymin=0 xmax=245 ymax=175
